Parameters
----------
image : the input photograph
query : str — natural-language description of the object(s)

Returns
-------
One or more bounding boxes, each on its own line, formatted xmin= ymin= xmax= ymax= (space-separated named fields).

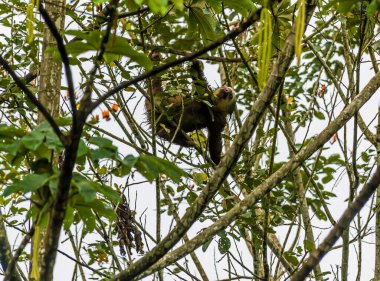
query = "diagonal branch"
xmin=4 ymin=225 xmax=35 ymax=281
xmin=111 ymin=1 xmax=317 ymax=279
xmin=136 ymin=55 xmax=380 ymax=281
xmin=291 ymin=166 xmax=380 ymax=280
xmin=38 ymin=4 xmax=77 ymax=129
xmin=0 ymin=210 xmax=22 ymax=281
xmin=0 ymin=55 xmax=66 ymax=145
xmin=88 ymin=7 xmax=263 ymax=114
xmin=39 ymin=2 xmax=120 ymax=280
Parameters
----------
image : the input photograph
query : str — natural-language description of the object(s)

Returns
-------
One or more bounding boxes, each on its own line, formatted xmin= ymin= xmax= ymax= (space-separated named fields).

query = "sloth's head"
xmin=149 ymin=51 xmax=161 ymax=61
xmin=212 ymin=86 xmax=236 ymax=114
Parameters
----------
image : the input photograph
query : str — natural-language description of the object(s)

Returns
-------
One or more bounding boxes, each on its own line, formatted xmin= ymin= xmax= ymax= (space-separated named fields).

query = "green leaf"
xmin=223 ymin=0 xmax=255 ymax=16
xmin=361 ymin=151 xmax=369 ymax=163
xmin=367 ymin=0 xmax=377 ymax=17
xmin=22 ymin=130 xmax=44 ymax=151
xmin=66 ymin=40 xmax=96 ymax=56
xmin=171 ymin=0 xmax=184 ymax=10
xmin=3 ymin=182 xmax=23 ymax=197
xmin=0 ymin=124 xmax=25 ymax=138
xmin=206 ymin=0 xmax=222 ymax=12
xmin=94 ymin=184 xmax=121 ymax=204
xmin=284 ymin=251 xmax=299 ymax=266
xmin=202 ymin=238 xmax=213 ymax=252
xmin=93 ymin=0 xmax=110 ymax=4
xmin=89 ymin=137 xmax=118 ymax=161
xmin=120 ymin=155 xmax=139 ymax=175
xmin=86 ymin=199 xmax=115 ymax=220
xmin=186 ymin=191 xmax=197 ymax=204
xmin=66 ymin=31 xmax=152 ymax=69
xmin=135 ymin=156 xmax=159 ymax=182
xmin=105 ymin=36 xmax=152 ymax=69
xmin=304 ymin=239 xmax=315 ymax=251
xmin=45 ymin=130 xmax=64 ymax=151
xmin=0 ymin=140 xmax=22 ymax=156
xmin=3 ymin=173 xmax=51 ymax=197
xmin=54 ymin=117 xmax=72 ymax=126
xmin=76 ymin=206 xmax=96 ymax=232
xmin=48 ymin=175 xmax=59 ymax=193
xmin=189 ymin=7 xmax=218 ymax=42
xmin=338 ymin=0 xmax=356 ymax=14
xmin=218 ymin=236 xmax=231 ymax=254
xmin=92 ymin=148 xmax=116 ymax=161
xmin=314 ymin=111 xmax=325 ymax=120
xmin=321 ymin=174 xmax=333 ymax=184
xmin=89 ymin=137 xmax=116 ymax=150
xmin=63 ymin=205 xmax=75 ymax=231
xmin=24 ymin=174 xmax=51 ymax=192
xmin=137 ymin=154 xmax=187 ymax=182
xmin=147 ymin=0 xmax=169 ymax=14
xmin=76 ymin=180 xmax=98 ymax=202
xmin=77 ymin=140 xmax=89 ymax=158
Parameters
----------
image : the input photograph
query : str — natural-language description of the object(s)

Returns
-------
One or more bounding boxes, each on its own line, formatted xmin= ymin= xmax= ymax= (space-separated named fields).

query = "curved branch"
xmin=135 ymin=56 xmax=380 ymax=281
xmin=111 ymin=0 xmax=318 ymax=279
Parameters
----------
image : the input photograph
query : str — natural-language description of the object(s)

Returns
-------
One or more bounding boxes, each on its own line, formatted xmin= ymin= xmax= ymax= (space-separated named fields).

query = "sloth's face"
xmin=213 ymin=86 xmax=236 ymax=114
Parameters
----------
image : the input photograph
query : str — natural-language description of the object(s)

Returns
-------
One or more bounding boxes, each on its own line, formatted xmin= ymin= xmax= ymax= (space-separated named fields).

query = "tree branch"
xmin=89 ymin=7 xmax=263 ymax=114
xmin=135 ymin=55 xmax=380 ymax=281
xmin=111 ymin=0 xmax=317 ymax=279
xmin=38 ymin=4 xmax=77 ymax=129
xmin=291 ymin=166 xmax=380 ymax=280
xmin=0 ymin=55 xmax=66 ymax=145
xmin=4 ymin=226 xmax=34 ymax=281
xmin=0 ymin=210 xmax=22 ymax=281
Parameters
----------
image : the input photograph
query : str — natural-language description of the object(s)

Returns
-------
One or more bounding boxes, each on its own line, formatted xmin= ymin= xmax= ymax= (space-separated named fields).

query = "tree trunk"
xmin=30 ymin=1 xmax=66 ymax=280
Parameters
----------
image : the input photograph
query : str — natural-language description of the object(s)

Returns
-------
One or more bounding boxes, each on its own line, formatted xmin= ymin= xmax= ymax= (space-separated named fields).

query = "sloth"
xmin=145 ymin=52 xmax=236 ymax=164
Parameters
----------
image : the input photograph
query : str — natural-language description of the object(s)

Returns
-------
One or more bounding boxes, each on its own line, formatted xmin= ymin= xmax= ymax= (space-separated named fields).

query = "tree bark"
xmin=31 ymin=0 xmax=66 ymax=280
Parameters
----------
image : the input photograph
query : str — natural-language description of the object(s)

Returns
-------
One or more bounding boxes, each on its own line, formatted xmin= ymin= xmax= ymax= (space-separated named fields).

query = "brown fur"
xmin=146 ymin=53 xmax=236 ymax=164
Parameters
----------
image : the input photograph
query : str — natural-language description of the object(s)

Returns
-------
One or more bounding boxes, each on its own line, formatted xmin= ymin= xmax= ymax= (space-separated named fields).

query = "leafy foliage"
xmin=0 ymin=0 xmax=379 ymax=280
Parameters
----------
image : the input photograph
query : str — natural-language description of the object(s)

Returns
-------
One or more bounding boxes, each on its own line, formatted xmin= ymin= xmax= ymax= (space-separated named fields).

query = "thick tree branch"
xmin=39 ymin=2 xmax=120 ymax=280
xmin=135 ymin=55 xmax=380 ymax=281
xmin=111 ymin=1 xmax=317 ymax=279
xmin=89 ymin=8 xmax=263 ymax=113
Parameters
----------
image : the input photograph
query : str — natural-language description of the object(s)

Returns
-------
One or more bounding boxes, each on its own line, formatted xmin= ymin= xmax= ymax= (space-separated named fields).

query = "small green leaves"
xmin=218 ymin=236 xmax=231 ymax=254
xmin=135 ymin=154 xmax=187 ymax=183
xmin=65 ymin=30 xmax=152 ymax=69
xmin=188 ymin=6 xmax=218 ymax=42
xmin=222 ymin=0 xmax=256 ymax=16
xmin=3 ymin=173 xmax=51 ymax=197
xmin=76 ymin=180 xmax=97 ymax=203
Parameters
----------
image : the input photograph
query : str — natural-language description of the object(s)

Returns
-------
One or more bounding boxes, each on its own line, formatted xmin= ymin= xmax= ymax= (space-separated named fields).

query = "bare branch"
xmin=291 ymin=166 xmax=380 ymax=280
xmin=0 ymin=55 xmax=66 ymax=145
